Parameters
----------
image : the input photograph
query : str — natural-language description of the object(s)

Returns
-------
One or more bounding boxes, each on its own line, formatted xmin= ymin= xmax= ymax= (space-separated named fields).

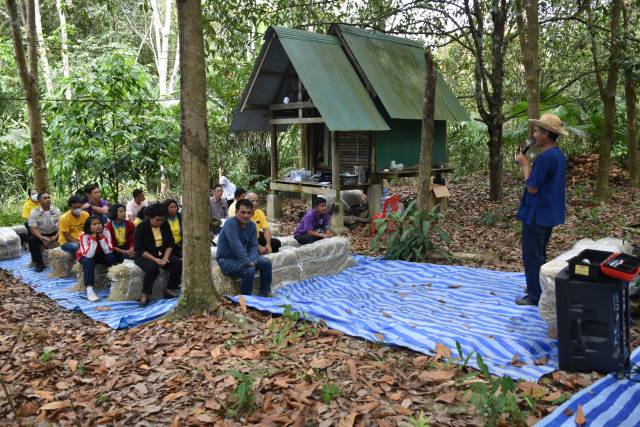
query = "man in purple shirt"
xmin=82 ymin=184 xmax=109 ymax=223
xmin=294 ymin=197 xmax=334 ymax=245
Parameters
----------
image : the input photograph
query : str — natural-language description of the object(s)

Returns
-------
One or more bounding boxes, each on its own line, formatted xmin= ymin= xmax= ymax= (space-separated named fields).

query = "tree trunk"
xmin=6 ymin=0 xmax=49 ymax=192
xmin=515 ymin=0 xmax=540 ymax=139
xmin=591 ymin=0 xmax=623 ymax=202
xmin=55 ymin=0 xmax=71 ymax=99
xmin=487 ymin=122 xmax=504 ymax=201
xmin=150 ymin=0 xmax=174 ymax=98
xmin=34 ymin=0 xmax=53 ymax=93
xmin=623 ymin=2 xmax=638 ymax=186
xmin=417 ymin=50 xmax=436 ymax=212
xmin=174 ymin=0 xmax=218 ymax=314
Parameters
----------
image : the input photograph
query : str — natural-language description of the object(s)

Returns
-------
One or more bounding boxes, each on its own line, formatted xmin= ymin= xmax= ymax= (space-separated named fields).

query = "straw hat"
xmin=528 ymin=113 xmax=568 ymax=136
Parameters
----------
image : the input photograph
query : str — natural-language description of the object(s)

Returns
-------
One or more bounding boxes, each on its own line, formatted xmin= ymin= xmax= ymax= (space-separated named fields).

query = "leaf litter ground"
xmin=1 ymin=155 xmax=639 ymax=426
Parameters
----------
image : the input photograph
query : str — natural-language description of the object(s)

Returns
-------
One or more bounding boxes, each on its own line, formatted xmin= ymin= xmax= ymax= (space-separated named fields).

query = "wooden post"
xmin=331 ymin=131 xmax=345 ymax=232
xmin=270 ymin=124 xmax=278 ymax=181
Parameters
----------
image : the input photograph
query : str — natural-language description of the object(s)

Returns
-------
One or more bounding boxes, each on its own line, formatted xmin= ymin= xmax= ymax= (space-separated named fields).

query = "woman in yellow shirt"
xmin=22 ymin=189 xmax=40 ymax=220
xmin=163 ymin=199 xmax=183 ymax=258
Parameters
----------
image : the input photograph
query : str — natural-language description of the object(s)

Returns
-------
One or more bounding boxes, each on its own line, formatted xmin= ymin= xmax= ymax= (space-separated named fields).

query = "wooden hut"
xmin=230 ymin=25 xmax=469 ymax=231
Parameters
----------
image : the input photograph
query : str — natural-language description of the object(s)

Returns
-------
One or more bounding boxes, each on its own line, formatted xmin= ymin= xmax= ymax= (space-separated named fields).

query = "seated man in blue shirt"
xmin=216 ymin=199 xmax=272 ymax=296
xmin=515 ymin=113 xmax=568 ymax=306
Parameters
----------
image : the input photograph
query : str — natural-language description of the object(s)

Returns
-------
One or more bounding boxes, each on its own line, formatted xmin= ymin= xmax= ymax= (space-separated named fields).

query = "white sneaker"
xmin=86 ymin=286 xmax=99 ymax=302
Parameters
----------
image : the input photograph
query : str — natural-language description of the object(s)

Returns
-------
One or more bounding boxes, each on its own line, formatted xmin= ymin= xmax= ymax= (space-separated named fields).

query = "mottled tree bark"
xmin=417 ymin=50 xmax=436 ymax=212
xmin=623 ymin=2 xmax=638 ymax=186
xmin=515 ymin=0 xmax=540 ymax=139
xmin=6 ymin=0 xmax=49 ymax=192
xmin=174 ymin=0 xmax=218 ymax=314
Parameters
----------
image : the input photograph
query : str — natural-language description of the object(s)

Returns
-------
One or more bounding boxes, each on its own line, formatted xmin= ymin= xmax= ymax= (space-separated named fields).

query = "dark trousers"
xmin=295 ymin=232 xmax=323 ymax=246
xmin=521 ymin=220 xmax=553 ymax=303
xmin=172 ymin=244 xmax=182 ymax=258
xmin=258 ymin=231 xmax=281 ymax=253
xmin=217 ymin=256 xmax=272 ymax=295
xmin=113 ymin=245 xmax=131 ymax=264
xmin=134 ymin=254 xmax=182 ymax=295
xmin=28 ymin=231 xmax=57 ymax=267
xmin=80 ymin=252 xmax=115 ymax=286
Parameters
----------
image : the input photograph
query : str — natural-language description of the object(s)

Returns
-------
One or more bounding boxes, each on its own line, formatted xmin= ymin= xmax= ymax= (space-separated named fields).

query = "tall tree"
xmin=514 ymin=0 xmax=539 ymax=139
xmin=463 ymin=0 xmax=511 ymax=201
xmin=5 ymin=0 xmax=49 ymax=192
xmin=588 ymin=0 xmax=623 ymax=201
xmin=174 ymin=0 xmax=218 ymax=314
xmin=623 ymin=0 xmax=638 ymax=186
xmin=34 ymin=0 xmax=53 ymax=93
xmin=55 ymin=0 xmax=71 ymax=99
xmin=417 ymin=49 xmax=436 ymax=212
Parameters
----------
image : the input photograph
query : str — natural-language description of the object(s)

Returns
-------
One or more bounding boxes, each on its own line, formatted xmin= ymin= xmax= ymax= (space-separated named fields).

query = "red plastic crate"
xmin=600 ymin=252 xmax=640 ymax=282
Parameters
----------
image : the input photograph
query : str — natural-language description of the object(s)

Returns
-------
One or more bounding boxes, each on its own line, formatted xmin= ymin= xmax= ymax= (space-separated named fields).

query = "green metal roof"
xmin=333 ymin=25 xmax=469 ymax=122
xmin=271 ymin=27 xmax=389 ymax=131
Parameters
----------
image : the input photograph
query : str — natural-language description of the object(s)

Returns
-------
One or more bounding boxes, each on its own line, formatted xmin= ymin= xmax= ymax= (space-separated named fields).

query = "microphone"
xmin=516 ymin=139 xmax=535 ymax=163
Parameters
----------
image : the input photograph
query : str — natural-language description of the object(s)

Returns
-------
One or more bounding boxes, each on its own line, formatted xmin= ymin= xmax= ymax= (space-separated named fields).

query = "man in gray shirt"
xmin=210 ymin=183 xmax=228 ymax=220
xmin=28 ymin=192 xmax=61 ymax=272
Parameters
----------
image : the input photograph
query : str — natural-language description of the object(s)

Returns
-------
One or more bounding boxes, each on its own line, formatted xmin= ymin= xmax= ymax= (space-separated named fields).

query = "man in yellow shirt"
xmin=246 ymin=192 xmax=281 ymax=254
xmin=58 ymin=196 xmax=90 ymax=256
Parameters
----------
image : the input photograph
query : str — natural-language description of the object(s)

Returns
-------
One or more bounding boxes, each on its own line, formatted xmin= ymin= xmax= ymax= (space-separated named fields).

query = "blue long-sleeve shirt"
xmin=216 ymin=218 xmax=258 ymax=266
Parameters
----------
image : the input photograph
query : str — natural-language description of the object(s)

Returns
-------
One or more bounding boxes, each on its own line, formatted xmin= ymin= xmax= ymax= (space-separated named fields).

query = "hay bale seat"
xmin=66 ymin=262 xmax=111 ymax=292
xmin=106 ymin=261 xmax=169 ymax=301
xmin=212 ymin=236 xmax=355 ymax=296
xmin=47 ymin=247 xmax=76 ymax=278
xmin=0 ymin=227 xmax=22 ymax=260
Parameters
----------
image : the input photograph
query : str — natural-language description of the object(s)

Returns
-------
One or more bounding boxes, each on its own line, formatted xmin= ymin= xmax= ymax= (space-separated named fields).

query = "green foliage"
xmin=39 ymin=348 xmax=54 ymax=363
xmin=268 ymin=305 xmax=315 ymax=348
xmin=43 ymin=52 xmax=179 ymax=200
xmin=371 ymin=200 xmax=450 ymax=262
xmin=226 ymin=370 xmax=256 ymax=419
xmin=470 ymin=354 xmax=528 ymax=427
xmin=320 ymin=383 xmax=342 ymax=404
xmin=455 ymin=340 xmax=474 ymax=370
xmin=404 ymin=411 xmax=431 ymax=427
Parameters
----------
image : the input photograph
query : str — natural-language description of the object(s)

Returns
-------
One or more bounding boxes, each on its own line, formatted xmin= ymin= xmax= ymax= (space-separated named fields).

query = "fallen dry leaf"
xmin=94 ymin=306 xmax=112 ymax=311
xmin=67 ymin=359 xmax=78 ymax=373
xmin=346 ymin=358 xmax=357 ymax=381
xmin=535 ymin=356 xmax=549 ymax=366
xmin=338 ymin=412 xmax=358 ymax=427
xmin=518 ymin=382 xmax=548 ymax=399
xmin=374 ymin=333 xmax=385 ymax=342
xmin=239 ymin=295 xmax=247 ymax=314
xmin=435 ymin=390 xmax=457 ymax=403
xmin=17 ymin=401 xmax=39 ymax=417
xmin=435 ymin=343 xmax=452 ymax=360
xmin=310 ymin=358 xmax=333 ymax=369
xmin=418 ymin=370 xmax=456 ymax=382
xmin=163 ymin=391 xmax=187 ymax=402
xmin=33 ymin=390 xmax=55 ymax=401
xmin=510 ymin=353 xmax=526 ymax=367
xmin=39 ymin=400 xmax=71 ymax=411
xmin=575 ymin=404 xmax=586 ymax=426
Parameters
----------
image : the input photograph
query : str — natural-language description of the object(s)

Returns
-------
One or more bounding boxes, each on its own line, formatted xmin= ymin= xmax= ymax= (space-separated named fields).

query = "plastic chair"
xmin=371 ymin=195 xmax=401 ymax=236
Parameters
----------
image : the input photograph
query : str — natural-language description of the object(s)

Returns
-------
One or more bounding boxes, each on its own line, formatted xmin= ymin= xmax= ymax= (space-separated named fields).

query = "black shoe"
xmin=164 ymin=289 xmax=178 ymax=299
xmin=515 ymin=295 xmax=538 ymax=306
xmin=35 ymin=264 xmax=45 ymax=273
xmin=139 ymin=294 xmax=149 ymax=307
xmin=258 ymin=291 xmax=273 ymax=298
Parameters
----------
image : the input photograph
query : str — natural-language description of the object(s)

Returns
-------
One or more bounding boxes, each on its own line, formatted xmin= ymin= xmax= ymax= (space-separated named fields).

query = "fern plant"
xmin=371 ymin=200 xmax=450 ymax=262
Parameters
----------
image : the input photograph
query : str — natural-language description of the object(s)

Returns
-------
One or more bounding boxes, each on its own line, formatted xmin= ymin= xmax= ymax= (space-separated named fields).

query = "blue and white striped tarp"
xmin=0 ymin=253 xmax=177 ymax=329
xmin=231 ymin=256 xmax=559 ymax=381
xmin=537 ymin=348 xmax=640 ymax=427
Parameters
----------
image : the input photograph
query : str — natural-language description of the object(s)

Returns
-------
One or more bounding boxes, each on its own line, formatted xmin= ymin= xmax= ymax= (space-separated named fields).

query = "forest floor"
xmin=1 ymin=154 xmax=639 ymax=426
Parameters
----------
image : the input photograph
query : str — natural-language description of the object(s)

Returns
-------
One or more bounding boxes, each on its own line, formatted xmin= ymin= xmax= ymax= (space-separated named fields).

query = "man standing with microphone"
xmin=515 ymin=113 xmax=568 ymax=306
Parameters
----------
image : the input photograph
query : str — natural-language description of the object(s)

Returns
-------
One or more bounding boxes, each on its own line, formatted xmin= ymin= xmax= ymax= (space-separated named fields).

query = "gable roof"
xmin=331 ymin=25 xmax=469 ymax=122
xmin=230 ymin=27 xmax=389 ymax=132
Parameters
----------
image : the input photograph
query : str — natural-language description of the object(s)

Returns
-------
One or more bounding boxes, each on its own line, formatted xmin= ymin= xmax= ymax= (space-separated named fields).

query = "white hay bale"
xmin=106 ymin=261 xmax=169 ymax=301
xmin=212 ymin=236 xmax=354 ymax=295
xmin=0 ymin=227 xmax=21 ymax=260
xmin=48 ymin=247 xmax=75 ymax=278
xmin=11 ymin=224 xmax=27 ymax=239
xmin=67 ymin=262 xmax=110 ymax=292
xmin=296 ymin=236 xmax=355 ymax=281
xmin=278 ymin=235 xmax=299 ymax=248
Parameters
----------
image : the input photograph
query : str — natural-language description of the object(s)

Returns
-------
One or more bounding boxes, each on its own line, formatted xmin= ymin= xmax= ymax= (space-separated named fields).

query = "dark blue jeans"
xmin=80 ymin=252 xmax=115 ymax=287
xmin=217 ymin=256 xmax=272 ymax=295
xmin=521 ymin=220 xmax=553 ymax=303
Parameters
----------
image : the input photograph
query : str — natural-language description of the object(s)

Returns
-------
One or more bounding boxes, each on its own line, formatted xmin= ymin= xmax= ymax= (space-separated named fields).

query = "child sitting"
xmin=294 ymin=197 xmax=334 ymax=245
